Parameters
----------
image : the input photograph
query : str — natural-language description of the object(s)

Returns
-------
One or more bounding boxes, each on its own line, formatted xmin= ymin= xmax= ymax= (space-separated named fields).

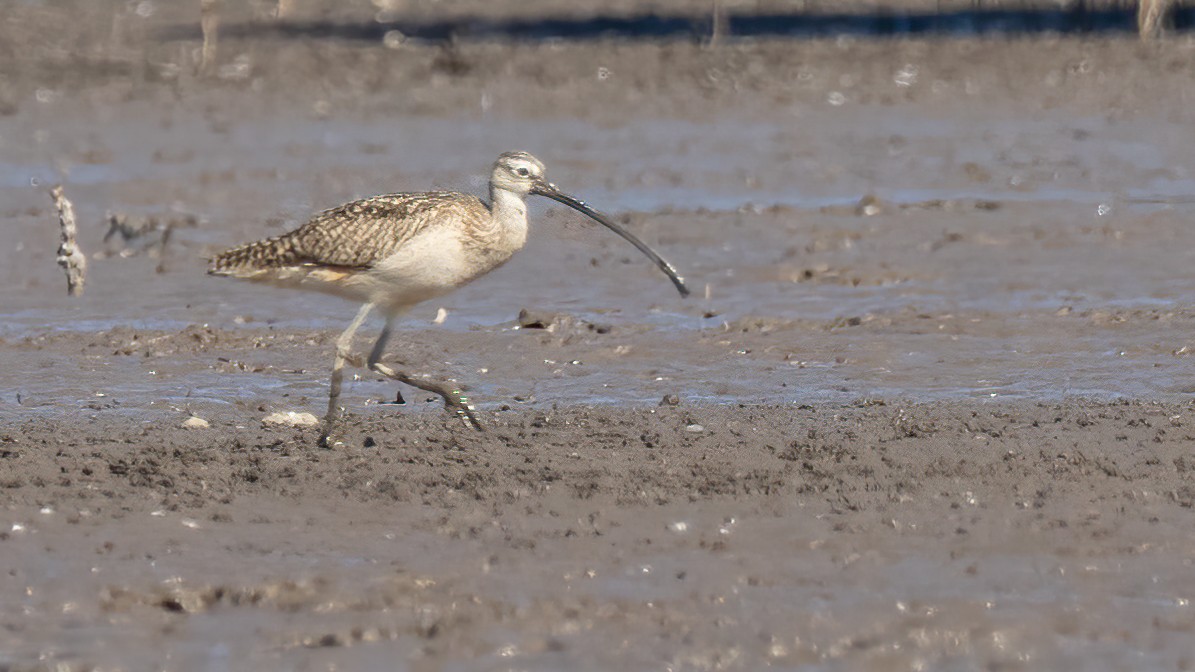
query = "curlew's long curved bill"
xmin=532 ymin=181 xmax=690 ymax=298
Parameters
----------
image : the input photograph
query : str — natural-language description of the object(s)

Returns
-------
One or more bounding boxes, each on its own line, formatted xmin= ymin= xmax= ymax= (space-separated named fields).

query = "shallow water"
xmin=4 ymin=102 xmax=1195 ymax=414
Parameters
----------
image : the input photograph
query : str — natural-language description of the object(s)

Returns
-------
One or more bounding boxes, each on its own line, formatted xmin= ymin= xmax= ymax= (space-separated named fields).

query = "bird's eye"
xmin=516 ymin=167 xmax=530 ymax=177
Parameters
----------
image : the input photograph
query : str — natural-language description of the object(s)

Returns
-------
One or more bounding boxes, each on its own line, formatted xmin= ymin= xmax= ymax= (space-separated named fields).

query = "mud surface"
xmin=3 ymin=1 xmax=1195 ymax=669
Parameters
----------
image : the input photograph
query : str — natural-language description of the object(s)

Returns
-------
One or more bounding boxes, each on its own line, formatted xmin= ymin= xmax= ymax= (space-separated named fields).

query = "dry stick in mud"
xmin=51 ymin=185 xmax=87 ymax=297
xmin=707 ymin=0 xmax=728 ymax=47
xmin=208 ymin=152 xmax=689 ymax=447
xmin=1138 ymin=0 xmax=1176 ymax=39
xmin=275 ymin=0 xmax=294 ymax=19
xmin=199 ymin=0 xmax=220 ymax=75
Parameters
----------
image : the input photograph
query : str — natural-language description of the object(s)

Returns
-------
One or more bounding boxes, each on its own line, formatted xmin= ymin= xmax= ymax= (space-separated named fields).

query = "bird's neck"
xmin=487 ymin=187 xmax=530 ymax=250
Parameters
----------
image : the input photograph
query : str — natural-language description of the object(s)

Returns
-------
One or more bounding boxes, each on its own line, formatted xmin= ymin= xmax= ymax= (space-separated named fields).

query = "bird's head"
xmin=488 ymin=151 xmax=690 ymax=298
xmin=491 ymin=151 xmax=548 ymax=197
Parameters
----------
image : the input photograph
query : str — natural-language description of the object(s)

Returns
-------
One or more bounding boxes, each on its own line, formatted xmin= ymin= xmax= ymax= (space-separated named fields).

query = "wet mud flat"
xmin=3 ymin=401 xmax=1195 ymax=669
xmin=5 ymin=0 xmax=1195 ymax=669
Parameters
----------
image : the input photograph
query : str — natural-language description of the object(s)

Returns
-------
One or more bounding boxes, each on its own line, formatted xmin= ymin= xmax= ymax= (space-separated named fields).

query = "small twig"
xmin=1139 ymin=0 xmax=1174 ymax=40
xmin=707 ymin=0 xmax=727 ymax=48
xmin=103 ymin=212 xmax=154 ymax=245
xmin=200 ymin=0 xmax=222 ymax=76
xmin=101 ymin=212 xmax=198 ymax=269
xmin=52 ymin=185 xmax=88 ymax=297
xmin=156 ymin=224 xmax=176 ymax=274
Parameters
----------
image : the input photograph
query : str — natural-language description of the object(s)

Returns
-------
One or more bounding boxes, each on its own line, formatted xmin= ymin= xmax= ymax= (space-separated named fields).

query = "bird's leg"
xmin=319 ymin=302 xmax=374 ymax=447
xmin=367 ymin=317 xmax=483 ymax=431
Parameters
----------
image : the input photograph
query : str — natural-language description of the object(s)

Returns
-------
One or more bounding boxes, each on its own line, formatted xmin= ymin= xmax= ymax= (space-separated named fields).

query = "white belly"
xmin=350 ymin=226 xmax=510 ymax=311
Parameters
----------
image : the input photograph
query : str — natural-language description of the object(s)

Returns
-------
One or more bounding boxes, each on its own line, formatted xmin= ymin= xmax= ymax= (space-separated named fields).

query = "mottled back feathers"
xmin=209 ymin=191 xmax=488 ymax=276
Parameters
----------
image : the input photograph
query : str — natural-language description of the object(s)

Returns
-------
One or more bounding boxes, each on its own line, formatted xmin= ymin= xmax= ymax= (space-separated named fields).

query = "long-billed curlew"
xmin=209 ymin=151 xmax=689 ymax=446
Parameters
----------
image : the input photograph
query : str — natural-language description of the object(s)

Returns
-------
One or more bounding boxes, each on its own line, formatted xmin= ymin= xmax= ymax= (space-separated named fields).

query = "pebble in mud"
xmin=181 ymin=416 xmax=210 ymax=430
xmin=261 ymin=411 xmax=320 ymax=427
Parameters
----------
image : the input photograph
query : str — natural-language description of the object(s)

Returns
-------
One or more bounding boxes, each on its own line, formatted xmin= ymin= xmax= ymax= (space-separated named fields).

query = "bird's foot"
xmin=445 ymin=390 xmax=483 ymax=431
xmin=371 ymin=362 xmax=483 ymax=431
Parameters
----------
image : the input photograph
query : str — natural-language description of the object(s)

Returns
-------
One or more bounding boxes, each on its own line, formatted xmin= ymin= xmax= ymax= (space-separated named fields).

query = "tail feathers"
xmin=208 ymin=235 xmax=299 ymax=277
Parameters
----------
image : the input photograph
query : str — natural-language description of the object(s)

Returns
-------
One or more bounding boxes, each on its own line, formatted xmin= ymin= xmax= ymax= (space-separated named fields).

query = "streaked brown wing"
xmin=283 ymin=191 xmax=486 ymax=269
xmin=210 ymin=191 xmax=488 ymax=275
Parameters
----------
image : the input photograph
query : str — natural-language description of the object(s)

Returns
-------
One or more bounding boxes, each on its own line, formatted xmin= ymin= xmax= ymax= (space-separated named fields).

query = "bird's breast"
xmin=359 ymin=225 xmax=517 ymax=309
